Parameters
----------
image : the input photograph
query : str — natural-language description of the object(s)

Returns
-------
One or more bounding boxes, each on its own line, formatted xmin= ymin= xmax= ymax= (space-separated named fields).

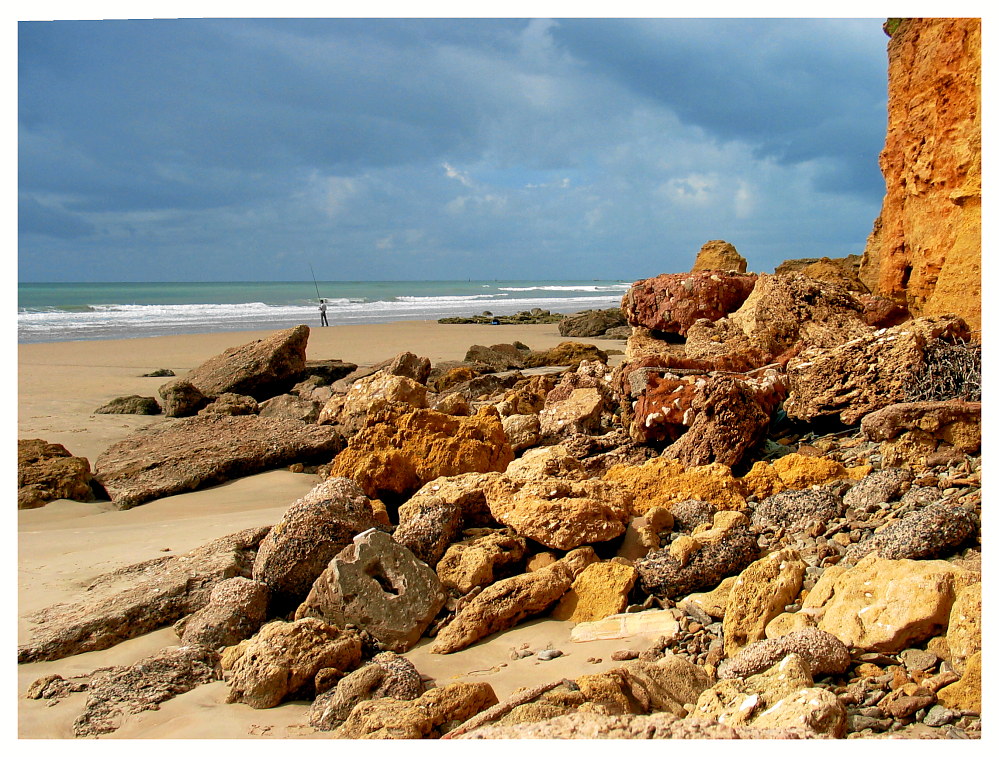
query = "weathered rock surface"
xmin=222 ymin=618 xmax=362 ymax=709
xmin=539 ymin=387 xmax=606 ymax=439
xmin=752 ymin=488 xmax=844 ymax=532
xmin=178 ymin=324 xmax=310 ymax=400
xmin=296 ymin=529 xmax=445 ymax=652
xmin=73 ymin=645 xmax=219 ymax=737
xmin=936 ymin=650 xmax=981 ymax=712
xmin=502 ymin=413 xmax=542 ymax=452
xmin=552 ymin=560 xmax=637 ymax=623
xmin=524 ymin=341 xmax=609 ymax=369
xmin=485 ymin=476 xmax=631 ymax=550
xmin=387 ymin=351 xmax=432 ymax=383
xmin=691 ymin=239 xmax=748 ymax=273
xmin=198 ymin=392 xmax=259 ymax=416
xmin=569 ymin=609 xmax=680 ymax=642
xmin=722 ymin=548 xmax=806 ymax=656
xmin=604 ymin=458 xmax=748 ymax=514
xmin=325 ymin=407 xmax=513 ymax=501
xmin=258 ymin=393 xmax=322 ymax=423
xmin=717 ymin=627 xmax=851 ymax=680
xmin=622 ymin=271 xmax=758 ymax=335
xmin=815 ymin=555 xmax=978 ymax=653
xmin=946 ymin=582 xmax=981 ymax=675
xmin=635 ymin=511 xmax=759 ymax=600
xmin=317 ymin=370 xmax=430 ymax=435
xmin=331 ymin=681 xmax=499 ymax=739
xmin=784 ymin=315 xmax=971 ymax=424
xmin=859 ymin=18 xmax=981 ymax=333
xmin=845 ymin=501 xmax=978 ymax=562
xmin=252 ymin=477 xmax=383 ymax=614
xmin=17 ymin=438 xmax=97 ymax=509
xmin=431 ymin=547 xmax=598 ymax=654
xmin=860 ymin=400 xmax=982 ymax=458
xmin=558 ymin=308 xmax=628 ymax=337
xmin=436 ymin=528 xmax=527 ymax=594
xmin=18 ymin=526 xmax=268 ymax=663
xmin=175 ymin=576 xmax=270 ymax=649
xmin=158 ymin=379 xmax=208 ymax=417
xmin=94 ymin=414 xmax=345 ymax=509
xmin=94 ymin=395 xmax=161 ymax=415
xmin=310 ymin=651 xmax=424 ymax=731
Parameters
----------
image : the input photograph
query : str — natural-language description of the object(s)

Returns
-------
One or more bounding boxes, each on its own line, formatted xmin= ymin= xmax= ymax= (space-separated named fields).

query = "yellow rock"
xmin=552 ymin=561 xmax=637 ymax=623
xmin=936 ymin=651 xmax=981 ymax=712
xmin=722 ymin=548 xmax=807 ymax=656
xmin=604 ymin=458 xmax=746 ymax=514
xmin=946 ymin=582 xmax=981 ymax=675
xmin=770 ymin=453 xmax=849 ymax=489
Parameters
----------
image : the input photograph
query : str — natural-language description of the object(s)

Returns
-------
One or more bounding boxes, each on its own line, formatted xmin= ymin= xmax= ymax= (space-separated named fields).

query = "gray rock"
xmin=296 ymin=529 xmax=446 ymax=652
xmin=94 ymin=395 xmax=161 ymax=415
xmin=845 ymin=501 xmax=978 ymax=562
xmin=198 ymin=392 xmax=259 ymax=416
xmin=158 ymin=379 xmax=209 ymax=417
xmin=843 ymin=467 xmax=913 ymax=510
xmin=716 ymin=627 xmax=851 ymax=680
xmin=259 ymin=393 xmax=322 ymax=423
xmin=753 ymin=488 xmax=844 ymax=531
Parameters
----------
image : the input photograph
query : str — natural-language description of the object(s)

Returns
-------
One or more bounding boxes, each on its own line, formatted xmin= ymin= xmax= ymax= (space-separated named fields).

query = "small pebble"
xmin=610 ymin=649 xmax=639 ymax=661
xmin=537 ymin=649 xmax=563 ymax=661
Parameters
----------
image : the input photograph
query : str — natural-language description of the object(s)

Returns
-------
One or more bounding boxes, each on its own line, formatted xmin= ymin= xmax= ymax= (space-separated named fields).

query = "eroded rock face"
xmin=859 ymin=18 xmax=981 ymax=333
xmin=552 ymin=560 xmax=637 ymax=623
xmin=19 ymin=526 xmax=268 ymax=663
xmin=158 ymin=379 xmax=208 ymax=417
xmin=325 ymin=407 xmax=514 ymax=501
xmin=296 ymin=529 xmax=445 ymax=653
xmin=178 ymin=324 xmax=310 ymax=400
xmin=317 ymin=370 xmax=430 ymax=436
xmin=252 ymin=477 xmax=382 ymax=614
xmin=222 ymin=618 xmax=362 ymax=709
xmin=259 ymin=393 xmax=322 ymax=423
xmin=17 ymin=439 xmax=97 ymax=510
xmin=717 ymin=627 xmax=851 ymax=680
xmin=485 ymin=476 xmax=632 ymax=551
xmin=198 ymin=392 xmax=259 ymax=416
xmin=94 ymin=415 xmax=345 ymax=509
xmin=73 ymin=645 xmax=220 ymax=737
xmin=845 ymin=501 xmax=978 ymax=563
xmin=436 ymin=529 xmax=528 ymax=594
xmin=815 ymin=555 xmax=978 ymax=654
xmin=431 ymin=548 xmax=598 ymax=654
xmin=860 ymin=400 xmax=982 ymax=458
xmin=558 ymin=308 xmax=628 ymax=337
xmin=722 ymin=548 xmax=806 ymax=657
xmin=94 ymin=395 xmax=161 ymax=415
xmin=622 ymin=271 xmax=758 ymax=335
xmin=784 ymin=315 xmax=971 ymax=424
xmin=947 ymin=582 xmax=982 ymax=676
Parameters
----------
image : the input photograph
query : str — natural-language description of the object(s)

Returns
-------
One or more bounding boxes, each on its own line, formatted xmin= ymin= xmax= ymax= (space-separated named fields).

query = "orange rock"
xmin=604 ymin=458 xmax=746 ymax=515
xmin=860 ymin=19 xmax=981 ymax=334
xmin=552 ymin=561 xmax=637 ymax=623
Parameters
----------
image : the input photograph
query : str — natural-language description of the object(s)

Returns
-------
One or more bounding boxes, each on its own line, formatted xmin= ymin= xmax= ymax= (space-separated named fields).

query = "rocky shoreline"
xmin=17 ymin=241 xmax=982 ymax=740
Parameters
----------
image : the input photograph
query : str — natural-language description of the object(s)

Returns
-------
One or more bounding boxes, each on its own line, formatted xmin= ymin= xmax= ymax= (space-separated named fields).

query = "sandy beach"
xmin=17 ymin=320 xmax=649 ymax=739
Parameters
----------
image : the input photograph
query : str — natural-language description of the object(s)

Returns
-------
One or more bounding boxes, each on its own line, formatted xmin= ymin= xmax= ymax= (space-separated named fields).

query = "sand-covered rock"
xmin=296 ymin=529 xmax=445 ymax=653
xmin=222 ymin=618 xmax=362 ymax=709
xmin=94 ymin=414 xmax=345 ymax=509
xmin=252 ymin=477 xmax=383 ymax=613
xmin=18 ymin=526 xmax=268 ymax=663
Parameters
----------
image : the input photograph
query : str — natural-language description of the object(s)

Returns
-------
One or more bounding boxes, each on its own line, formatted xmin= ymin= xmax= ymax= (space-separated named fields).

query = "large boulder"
xmin=551 ymin=560 xmax=637 ymax=623
xmin=17 ymin=439 xmax=97 ymax=510
xmin=436 ymin=528 xmax=528 ymax=594
xmin=717 ymin=627 xmax=851 ymax=680
xmin=431 ymin=547 xmax=598 ymax=654
xmin=722 ymin=548 xmax=806 ymax=657
xmin=157 ymin=379 xmax=208 ymax=417
xmin=222 ymin=618 xmax=362 ymax=709
xmin=784 ymin=314 xmax=971 ymax=424
xmin=18 ymin=526 xmax=268 ymax=663
xmin=93 ymin=415 xmax=345 ymax=509
xmin=324 ymin=407 xmax=513 ymax=502
xmin=258 ymin=393 xmax=322 ymax=423
xmin=317 ymin=370 xmax=430 ymax=436
xmin=252 ymin=477 xmax=383 ymax=614
xmin=815 ymin=555 xmax=978 ymax=653
xmin=845 ymin=501 xmax=978 ymax=562
xmin=296 ymin=529 xmax=446 ymax=653
xmin=691 ymin=239 xmax=748 ymax=273
xmin=485 ymin=476 xmax=632 ymax=551
xmin=860 ymin=400 xmax=982 ymax=467
xmin=622 ymin=271 xmax=758 ymax=335
xmin=177 ymin=324 xmax=310 ymax=400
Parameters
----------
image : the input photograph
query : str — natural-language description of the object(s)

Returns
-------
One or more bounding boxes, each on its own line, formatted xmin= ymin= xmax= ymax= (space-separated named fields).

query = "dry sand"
xmin=16 ymin=320 xmax=657 ymax=740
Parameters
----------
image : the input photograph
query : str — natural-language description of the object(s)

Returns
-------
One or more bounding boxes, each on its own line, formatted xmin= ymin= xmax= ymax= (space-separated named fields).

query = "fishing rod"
xmin=309 ymin=263 xmax=321 ymax=300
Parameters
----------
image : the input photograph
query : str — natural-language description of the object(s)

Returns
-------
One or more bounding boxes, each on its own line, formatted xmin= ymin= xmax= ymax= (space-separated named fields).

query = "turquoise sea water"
xmin=17 ymin=280 xmax=633 ymax=343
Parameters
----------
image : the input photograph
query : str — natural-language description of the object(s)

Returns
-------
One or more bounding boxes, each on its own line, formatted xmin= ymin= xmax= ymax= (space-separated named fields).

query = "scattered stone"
xmin=140 ymin=368 xmax=175 ymax=377
xmin=17 ymin=438 xmax=98 ymax=509
xmin=310 ymin=651 xmax=424 ymax=731
xmin=537 ymin=649 xmax=563 ymax=661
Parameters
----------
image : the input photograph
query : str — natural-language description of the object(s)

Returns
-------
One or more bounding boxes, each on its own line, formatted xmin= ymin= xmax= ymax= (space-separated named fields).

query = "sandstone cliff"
xmin=859 ymin=18 xmax=981 ymax=334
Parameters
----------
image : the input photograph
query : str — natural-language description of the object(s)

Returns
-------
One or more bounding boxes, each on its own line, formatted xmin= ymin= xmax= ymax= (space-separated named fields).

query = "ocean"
xmin=17 ymin=280 xmax=634 ymax=344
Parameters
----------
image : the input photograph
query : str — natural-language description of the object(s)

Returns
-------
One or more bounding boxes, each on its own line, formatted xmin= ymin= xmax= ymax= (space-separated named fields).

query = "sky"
xmin=17 ymin=14 xmax=896 ymax=283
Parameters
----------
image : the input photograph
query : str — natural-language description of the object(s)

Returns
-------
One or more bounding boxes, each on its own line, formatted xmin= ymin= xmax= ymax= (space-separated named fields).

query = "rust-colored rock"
xmin=178 ymin=324 xmax=310 ymax=400
xmin=325 ymin=407 xmax=514 ymax=501
xmin=691 ymin=240 xmax=748 ymax=273
xmin=859 ymin=18 xmax=981 ymax=334
xmin=17 ymin=438 xmax=97 ymax=510
xmin=622 ymin=271 xmax=757 ymax=335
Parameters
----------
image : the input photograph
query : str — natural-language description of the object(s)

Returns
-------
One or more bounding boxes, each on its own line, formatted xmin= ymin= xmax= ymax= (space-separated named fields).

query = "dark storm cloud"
xmin=18 ymin=18 xmax=890 ymax=281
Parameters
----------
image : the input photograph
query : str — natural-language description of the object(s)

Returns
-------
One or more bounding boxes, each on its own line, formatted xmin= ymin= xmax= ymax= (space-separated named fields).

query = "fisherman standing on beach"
xmin=319 ymin=299 xmax=329 ymax=327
